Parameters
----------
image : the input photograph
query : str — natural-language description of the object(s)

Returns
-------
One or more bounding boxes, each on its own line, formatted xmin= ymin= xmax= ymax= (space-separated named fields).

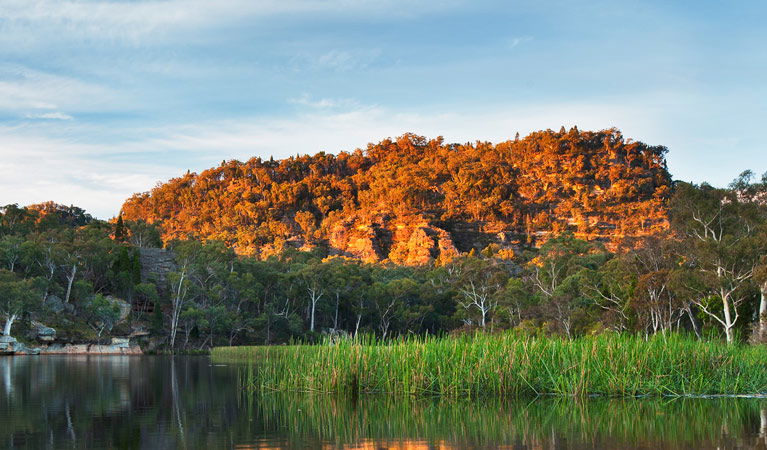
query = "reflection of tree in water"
xmin=0 ymin=357 xmax=242 ymax=448
xmin=0 ymin=357 xmax=766 ymax=449
xmin=248 ymin=393 xmax=767 ymax=449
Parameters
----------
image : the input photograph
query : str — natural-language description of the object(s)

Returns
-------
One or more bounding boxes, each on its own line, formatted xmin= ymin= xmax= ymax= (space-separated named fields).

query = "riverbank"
xmin=0 ymin=335 xmax=143 ymax=355
xmin=212 ymin=333 xmax=767 ymax=397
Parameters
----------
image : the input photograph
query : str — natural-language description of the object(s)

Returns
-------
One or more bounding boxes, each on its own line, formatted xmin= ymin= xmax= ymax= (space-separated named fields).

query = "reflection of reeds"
xmin=245 ymin=393 xmax=767 ymax=449
xmin=213 ymin=333 xmax=767 ymax=397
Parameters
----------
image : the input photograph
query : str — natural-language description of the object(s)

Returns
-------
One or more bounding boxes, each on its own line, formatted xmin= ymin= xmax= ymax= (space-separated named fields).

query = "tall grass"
xmin=212 ymin=333 xmax=767 ymax=397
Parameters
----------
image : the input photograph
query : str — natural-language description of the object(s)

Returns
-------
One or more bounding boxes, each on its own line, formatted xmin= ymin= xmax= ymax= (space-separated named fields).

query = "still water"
xmin=0 ymin=356 xmax=766 ymax=449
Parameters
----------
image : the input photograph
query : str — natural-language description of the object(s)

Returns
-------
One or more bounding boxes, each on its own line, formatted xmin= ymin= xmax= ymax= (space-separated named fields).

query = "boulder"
xmin=14 ymin=342 xmax=41 ymax=355
xmin=0 ymin=335 xmax=17 ymax=344
xmin=129 ymin=325 xmax=151 ymax=338
xmin=106 ymin=296 xmax=132 ymax=322
xmin=111 ymin=337 xmax=130 ymax=348
xmin=0 ymin=336 xmax=40 ymax=355
xmin=30 ymin=321 xmax=56 ymax=342
xmin=44 ymin=295 xmax=67 ymax=314
xmin=0 ymin=335 xmax=17 ymax=352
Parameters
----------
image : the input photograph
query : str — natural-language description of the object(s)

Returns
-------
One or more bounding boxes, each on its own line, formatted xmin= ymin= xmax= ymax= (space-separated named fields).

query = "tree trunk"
xmin=333 ymin=293 xmax=340 ymax=330
xmin=3 ymin=314 xmax=16 ymax=336
xmin=169 ymin=269 xmax=187 ymax=349
xmin=686 ymin=306 xmax=701 ymax=339
xmin=354 ymin=314 xmax=362 ymax=338
xmin=310 ymin=299 xmax=316 ymax=332
xmin=64 ymin=264 xmax=77 ymax=304
xmin=760 ymin=408 xmax=767 ymax=445
xmin=758 ymin=282 xmax=767 ymax=342
xmin=722 ymin=292 xmax=735 ymax=344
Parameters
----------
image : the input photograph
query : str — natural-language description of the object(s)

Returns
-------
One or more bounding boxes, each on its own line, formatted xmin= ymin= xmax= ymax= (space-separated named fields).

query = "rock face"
xmin=40 ymin=338 xmax=143 ymax=355
xmin=0 ymin=336 xmax=41 ymax=355
xmin=0 ymin=335 xmax=141 ymax=355
xmin=30 ymin=321 xmax=56 ymax=342
xmin=105 ymin=296 xmax=132 ymax=322
xmin=44 ymin=295 xmax=73 ymax=314
xmin=139 ymin=248 xmax=177 ymax=286
xmin=328 ymin=213 xmax=462 ymax=265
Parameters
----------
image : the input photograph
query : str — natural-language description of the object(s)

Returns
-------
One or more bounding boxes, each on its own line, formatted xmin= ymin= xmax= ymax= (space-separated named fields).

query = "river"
xmin=0 ymin=356 xmax=765 ymax=449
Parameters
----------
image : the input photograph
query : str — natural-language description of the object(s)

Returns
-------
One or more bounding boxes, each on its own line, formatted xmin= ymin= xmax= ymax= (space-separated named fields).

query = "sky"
xmin=1 ymin=0 xmax=765 ymax=218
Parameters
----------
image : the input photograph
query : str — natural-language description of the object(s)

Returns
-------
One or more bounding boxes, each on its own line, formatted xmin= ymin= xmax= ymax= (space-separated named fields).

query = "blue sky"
xmin=1 ymin=0 xmax=765 ymax=218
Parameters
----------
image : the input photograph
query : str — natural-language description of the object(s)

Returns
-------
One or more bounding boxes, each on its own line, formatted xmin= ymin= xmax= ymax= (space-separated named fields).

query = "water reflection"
xmin=0 ymin=356 xmax=765 ymax=449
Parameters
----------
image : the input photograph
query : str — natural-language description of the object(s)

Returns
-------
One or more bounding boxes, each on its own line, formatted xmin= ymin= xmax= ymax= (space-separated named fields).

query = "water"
xmin=1 ymin=356 xmax=766 ymax=449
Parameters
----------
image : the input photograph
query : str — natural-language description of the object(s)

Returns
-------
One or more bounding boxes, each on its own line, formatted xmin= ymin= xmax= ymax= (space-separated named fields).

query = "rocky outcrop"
xmin=29 ymin=321 xmax=56 ymax=342
xmin=105 ymin=296 xmax=132 ymax=322
xmin=139 ymin=247 xmax=176 ymax=287
xmin=44 ymin=295 xmax=73 ymax=314
xmin=0 ymin=336 xmax=40 ymax=355
xmin=40 ymin=338 xmax=142 ymax=355
xmin=0 ymin=335 xmax=142 ymax=355
xmin=328 ymin=213 xmax=464 ymax=265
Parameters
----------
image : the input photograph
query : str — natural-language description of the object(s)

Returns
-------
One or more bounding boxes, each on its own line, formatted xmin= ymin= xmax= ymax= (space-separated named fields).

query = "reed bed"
xmin=212 ymin=333 xmax=767 ymax=397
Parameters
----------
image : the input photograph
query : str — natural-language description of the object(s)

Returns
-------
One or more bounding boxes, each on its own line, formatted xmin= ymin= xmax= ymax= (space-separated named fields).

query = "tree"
xmin=670 ymin=182 xmax=763 ymax=343
xmin=523 ymin=233 xmax=608 ymax=337
xmin=754 ymin=261 xmax=767 ymax=342
xmin=370 ymin=277 xmax=419 ymax=338
xmin=113 ymin=214 xmax=127 ymax=242
xmin=297 ymin=261 xmax=333 ymax=333
xmin=0 ymin=270 xmax=43 ymax=336
xmin=81 ymin=294 xmax=121 ymax=337
xmin=588 ymin=257 xmax=634 ymax=332
xmin=125 ymin=219 xmax=163 ymax=248
xmin=450 ymin=256 xmax=509 ymax=329
xmin=0 ymin=236 xmax=23 ymax=272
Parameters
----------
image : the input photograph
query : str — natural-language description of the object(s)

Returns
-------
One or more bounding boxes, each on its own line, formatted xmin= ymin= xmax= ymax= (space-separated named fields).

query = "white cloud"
xmin=0 ymin=0 xmax=464 ymax=46
xmin=0 ymin=65 xmax=120 ymax=114
xmin=0 ymin=129 xmax=170 ymax=219
xmin=507 ymin=36 xmax=533 ymax=49
xmin=288 ymin=94 xmax=361 ymax=109
xmin=288 ymin=48 xmax=384 ymax=73
xmin=24 ymin=112 xmax=74 ymax=120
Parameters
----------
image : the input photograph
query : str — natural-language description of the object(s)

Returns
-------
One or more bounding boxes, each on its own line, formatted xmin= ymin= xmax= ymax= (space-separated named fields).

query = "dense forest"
xmin=1 ymin=129 xmax=766 ymax=350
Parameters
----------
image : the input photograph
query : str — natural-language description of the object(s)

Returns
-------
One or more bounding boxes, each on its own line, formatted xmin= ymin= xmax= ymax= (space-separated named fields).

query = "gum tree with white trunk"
xmin=671 ymin=182 xmax=764 ymax=343
xmin=0 ymin=270 xmax=42 ymax=336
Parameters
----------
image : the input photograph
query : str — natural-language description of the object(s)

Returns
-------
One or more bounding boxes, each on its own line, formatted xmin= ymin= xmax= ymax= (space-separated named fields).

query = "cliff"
xmin=122 ymin=128 xmax=671 ymax=264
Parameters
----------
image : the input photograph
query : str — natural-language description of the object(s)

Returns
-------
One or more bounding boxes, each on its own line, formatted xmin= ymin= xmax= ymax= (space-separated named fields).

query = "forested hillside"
xmin=122 ymin=128 xmax=671 ymax=263
xmin=5 ymin=130 xmax=766 ymax=350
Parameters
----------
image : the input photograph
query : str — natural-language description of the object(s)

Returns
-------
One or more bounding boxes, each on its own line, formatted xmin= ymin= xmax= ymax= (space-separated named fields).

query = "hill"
xmin=121 ymin=128 xmax=671 ymax=264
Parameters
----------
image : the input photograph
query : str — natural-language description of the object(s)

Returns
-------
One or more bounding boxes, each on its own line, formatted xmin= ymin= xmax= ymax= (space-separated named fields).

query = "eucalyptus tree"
xmin=0 ymin=270 xmax=43 ymax=336
xmin=729 ymin=170 xmax=767 ymax=342
xmin=448 ymin=256 xmax=510 ymax=329
xmin=523 ymin=233 xmax=608 ymax=337
xmin=0 ymin=236 xmax=23 ymax=272
xmin=670 ymin=182 xmax=764 ymax=343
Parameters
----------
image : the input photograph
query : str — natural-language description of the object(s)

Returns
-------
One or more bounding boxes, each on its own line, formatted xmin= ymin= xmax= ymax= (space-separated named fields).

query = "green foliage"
xmin=121 ymin=130 xmax=671 ymax=256
xmin=214 ymin=333 xmax=767 ymax=397
xmin=81 ymin=294 xmax=121 ymax=337
xmin=2 ymin=165 xmax=767 ymax=351
xmin=0 ymin=269 xmax=44 ymax=334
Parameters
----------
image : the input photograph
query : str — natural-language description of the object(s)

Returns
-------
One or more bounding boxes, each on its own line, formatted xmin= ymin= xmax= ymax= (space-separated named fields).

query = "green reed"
xmin=212 ymin=333 xmax=767 ymax=397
